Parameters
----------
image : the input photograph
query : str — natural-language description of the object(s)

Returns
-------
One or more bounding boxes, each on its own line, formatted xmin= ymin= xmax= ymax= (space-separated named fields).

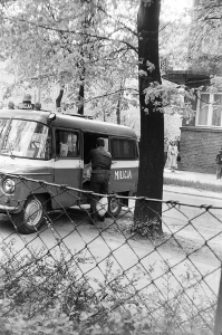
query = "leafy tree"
xmin=0 ymin=0 xmax=195 ymax=237
xmin=159 ymin=0 xmax=192 ymax=72
xmin=0 ymin=0 xmax=138 ymax=117
xmin=189 ymin=0 xmax=222 ymax=76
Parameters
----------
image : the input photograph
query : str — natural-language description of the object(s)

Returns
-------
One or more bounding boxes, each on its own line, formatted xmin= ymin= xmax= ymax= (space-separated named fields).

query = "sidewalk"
xmin=163 ymin=168 xmax=222 ymax=200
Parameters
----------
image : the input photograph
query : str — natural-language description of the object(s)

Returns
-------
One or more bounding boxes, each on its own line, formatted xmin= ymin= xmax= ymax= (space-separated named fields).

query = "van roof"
xmin=0 ymin=109 xmax=137 ymax=138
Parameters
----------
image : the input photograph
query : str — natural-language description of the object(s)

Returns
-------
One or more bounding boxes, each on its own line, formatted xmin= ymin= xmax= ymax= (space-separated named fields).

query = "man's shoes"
xmin=97 ymin=216 xmax=105 ymax=222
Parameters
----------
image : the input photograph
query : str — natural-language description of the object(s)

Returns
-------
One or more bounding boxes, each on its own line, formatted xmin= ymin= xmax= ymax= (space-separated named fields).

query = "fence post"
xmin=214 ymin=268 xmax=222 ymax=335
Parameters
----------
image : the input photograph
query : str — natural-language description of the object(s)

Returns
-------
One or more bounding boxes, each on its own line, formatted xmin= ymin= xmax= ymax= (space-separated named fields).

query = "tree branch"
xmin=2 ymin=15 xmax=138 ymax=52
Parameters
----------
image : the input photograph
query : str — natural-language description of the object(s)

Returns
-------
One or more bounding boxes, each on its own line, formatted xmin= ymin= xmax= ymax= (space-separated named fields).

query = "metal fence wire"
xmin=0 ymin=172 xmax=221 ymax=335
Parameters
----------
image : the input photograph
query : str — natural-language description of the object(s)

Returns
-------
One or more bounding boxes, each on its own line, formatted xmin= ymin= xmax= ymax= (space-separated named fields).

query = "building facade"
xmin=164 ymin=69 xmax=222 ymax=174
xmin=163 ymin=0 xmax=222 ymax=174
xmin=180 ymin=88 xmax=222 ymax=174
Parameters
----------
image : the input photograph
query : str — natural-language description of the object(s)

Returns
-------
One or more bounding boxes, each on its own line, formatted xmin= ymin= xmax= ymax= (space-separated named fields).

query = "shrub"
xmin=0 ymin=240 xmax=216 ymax=335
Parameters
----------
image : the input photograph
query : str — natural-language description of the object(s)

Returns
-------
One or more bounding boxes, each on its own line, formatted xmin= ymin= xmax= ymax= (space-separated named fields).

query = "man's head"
xmin=96 ymin=137 xmax=105 ymax=147
xmin=220 ymin=148 xmax=222 ymax=153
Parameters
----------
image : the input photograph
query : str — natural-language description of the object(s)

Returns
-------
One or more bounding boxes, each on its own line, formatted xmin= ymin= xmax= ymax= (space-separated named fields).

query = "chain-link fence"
xmin=0 ymin=172 xmax=221 ymax=335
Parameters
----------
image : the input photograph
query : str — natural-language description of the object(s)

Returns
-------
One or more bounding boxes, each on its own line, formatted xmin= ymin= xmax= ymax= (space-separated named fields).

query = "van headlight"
xmin=2 ymin=179 xmax=16 ymax=194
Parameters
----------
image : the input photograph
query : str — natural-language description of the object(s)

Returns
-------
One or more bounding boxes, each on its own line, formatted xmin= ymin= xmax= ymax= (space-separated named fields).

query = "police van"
xmin=0 ymin=108 xmax=139 ymax=233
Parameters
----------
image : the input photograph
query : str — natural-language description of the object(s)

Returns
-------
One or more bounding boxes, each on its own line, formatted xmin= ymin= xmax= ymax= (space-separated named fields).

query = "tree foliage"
xmin=0 ymin=0 xmax=200 ymax=235
xmin=0 ymin=0 xmax=194 ymax=118
xmin=160 ymin=0 xmax=192 ymax=71
xmin=188 ymin=0 xmax=222 ymax=75
xmin=0 ymin=0 xmax=138 ymax=119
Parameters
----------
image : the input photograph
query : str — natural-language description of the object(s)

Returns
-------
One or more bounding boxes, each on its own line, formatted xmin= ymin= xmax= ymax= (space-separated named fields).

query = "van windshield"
xmin=0 ymin=119 xmax=51 ymax=160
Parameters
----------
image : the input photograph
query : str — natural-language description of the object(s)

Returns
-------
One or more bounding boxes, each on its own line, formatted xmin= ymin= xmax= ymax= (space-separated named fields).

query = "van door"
xmin=109 ymin=137 xmax=138 ymax=194
xmin=53 ymin=128 xmax=83 ymax=209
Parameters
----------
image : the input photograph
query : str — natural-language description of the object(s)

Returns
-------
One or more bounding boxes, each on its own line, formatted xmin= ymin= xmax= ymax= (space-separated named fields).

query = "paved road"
xmin=0 ymin=189 xmax=222 ymax=256
xmin=163 ymin=190 xmax=222 ymax=251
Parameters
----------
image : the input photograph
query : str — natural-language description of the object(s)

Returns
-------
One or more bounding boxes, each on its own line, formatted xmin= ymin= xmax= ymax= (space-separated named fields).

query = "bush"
xmin=0 ymin=240 xmax=215 ymax=335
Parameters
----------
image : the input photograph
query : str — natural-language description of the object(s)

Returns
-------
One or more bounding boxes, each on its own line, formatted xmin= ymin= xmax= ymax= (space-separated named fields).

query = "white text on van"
xmin=115 ymin=170 xmax=133 ymax=180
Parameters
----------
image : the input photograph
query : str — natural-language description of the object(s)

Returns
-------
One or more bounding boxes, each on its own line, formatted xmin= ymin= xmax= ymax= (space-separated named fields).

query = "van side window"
xmin=111 ymin=139 xmax=136 ymax=160
xmin=56 ymin=130 xmax=79 ymax=157
xmin=0 ymin=119 xmax=9 ymax=148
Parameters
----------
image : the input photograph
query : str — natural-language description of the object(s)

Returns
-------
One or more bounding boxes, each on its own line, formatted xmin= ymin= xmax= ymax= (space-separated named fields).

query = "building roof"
xmin=162 ymin=69 xmax=210 ymax=87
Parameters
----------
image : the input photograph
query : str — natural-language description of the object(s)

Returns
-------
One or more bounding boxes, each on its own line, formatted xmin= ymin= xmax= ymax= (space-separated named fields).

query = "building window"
xmin=212 ymin=94 xmax=222 ymax=126
xmin=197 ymin=93 xmax=222 ymax=126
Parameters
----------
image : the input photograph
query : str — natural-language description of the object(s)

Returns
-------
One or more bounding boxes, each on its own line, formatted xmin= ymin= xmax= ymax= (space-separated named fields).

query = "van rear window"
xmin=111 ymin=139 xmax=136 ymax=159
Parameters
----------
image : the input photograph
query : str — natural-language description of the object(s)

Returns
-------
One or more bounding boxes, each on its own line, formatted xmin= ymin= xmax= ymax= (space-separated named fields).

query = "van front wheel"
xmin=108 ymin=197 xmax=122 ymax=218
xmin=11 ymin=195 xmax=46 ymax=234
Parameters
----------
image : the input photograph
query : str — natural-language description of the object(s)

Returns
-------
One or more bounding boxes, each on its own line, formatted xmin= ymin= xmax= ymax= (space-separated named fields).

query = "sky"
xmin=167 ymin=0 xmax=193 ymax=11
xmin=162 ymin=0 xmax=193 ymax=21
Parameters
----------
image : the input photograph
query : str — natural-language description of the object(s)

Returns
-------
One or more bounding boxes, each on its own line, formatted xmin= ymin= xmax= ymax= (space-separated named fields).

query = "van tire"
xmin=107 ymin=197 xmax=122 ymax=218
xmin=11 ymin=195 xmax=46 ymax=234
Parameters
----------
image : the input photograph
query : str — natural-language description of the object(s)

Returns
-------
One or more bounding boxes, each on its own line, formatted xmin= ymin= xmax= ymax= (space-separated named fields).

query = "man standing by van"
xmin=86 ymin=138 xmax=112 ymax=224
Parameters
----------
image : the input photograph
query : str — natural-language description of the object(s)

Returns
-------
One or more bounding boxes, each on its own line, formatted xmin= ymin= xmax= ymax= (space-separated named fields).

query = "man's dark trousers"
xmin=90 ymin=172 xmax=109 ymax=222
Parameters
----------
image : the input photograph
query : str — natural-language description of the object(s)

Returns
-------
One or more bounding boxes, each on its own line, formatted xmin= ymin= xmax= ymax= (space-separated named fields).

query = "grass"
xmin=164 ymin=176 xmax=222 ymax=194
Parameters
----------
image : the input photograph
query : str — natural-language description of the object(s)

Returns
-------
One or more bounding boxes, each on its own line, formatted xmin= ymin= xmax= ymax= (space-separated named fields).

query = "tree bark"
xmin=116 ymin=95 xmax=121 ymax=124
xmin=134 ymin=0 xmax=164 ymax=236
xmin=77 ymin=70 xmax=85 ymax=115
xmin=56 ymin=88 xmax=64 ymax=109
xmin=116 ymin=81 xmax=125 ymax=124
xmin=77 ymin=0 xmax=95 ymax=115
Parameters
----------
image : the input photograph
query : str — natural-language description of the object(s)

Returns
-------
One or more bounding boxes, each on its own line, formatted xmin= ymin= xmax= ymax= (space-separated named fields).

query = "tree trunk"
xmin=77 ymin=70 xmax=85 ymax=115
xmin=134 ymin=0 xmax=164 ymax=236
xmin=116 ymin=81 xmax=125 ymax=124
xmin=116 ymin=96 xmax=121 ymax=124
xmin=56 ymin=88 xmax=64 ymax=110
xmin=77 ymin=0 xmax=94 ymax=116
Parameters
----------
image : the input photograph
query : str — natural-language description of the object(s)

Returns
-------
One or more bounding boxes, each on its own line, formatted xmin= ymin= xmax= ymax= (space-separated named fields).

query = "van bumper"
xmin=0 ymin=204 xmax=19 ymax=212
